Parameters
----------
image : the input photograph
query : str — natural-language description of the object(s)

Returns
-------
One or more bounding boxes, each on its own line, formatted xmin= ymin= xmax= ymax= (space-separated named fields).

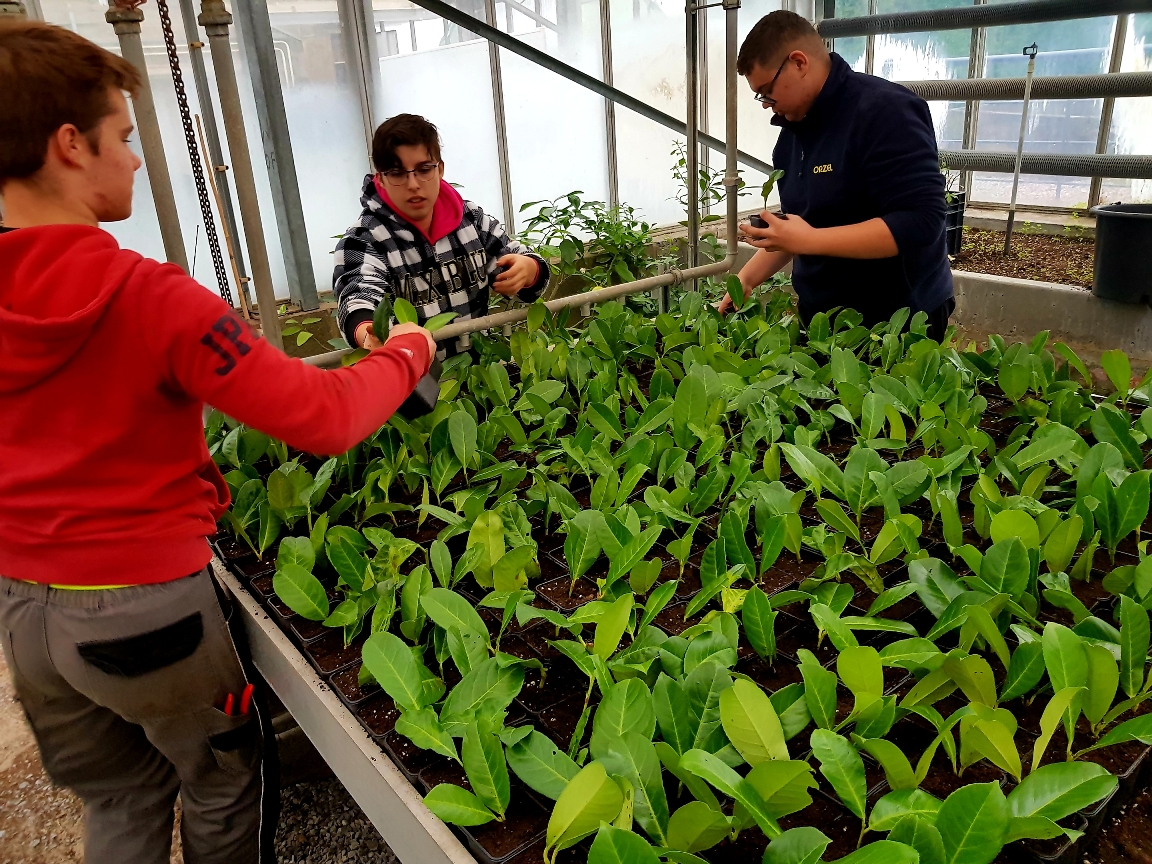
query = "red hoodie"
xmin=0 ymin=225 xmax=430 ymax=586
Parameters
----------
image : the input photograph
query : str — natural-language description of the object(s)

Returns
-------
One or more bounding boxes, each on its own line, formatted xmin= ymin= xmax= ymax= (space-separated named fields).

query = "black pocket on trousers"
xmin=77 ymin=612 xmax=203 ymax=677
xmin=209 ymin=712 xmax=260 ymax=774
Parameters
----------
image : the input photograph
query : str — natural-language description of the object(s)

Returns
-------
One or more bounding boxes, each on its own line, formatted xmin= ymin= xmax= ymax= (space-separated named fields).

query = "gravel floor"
xmin=0 ymin=649 xmax=395 ymax=864
xmin=953 ymin=225 xmax=1095 ymax=287
xmin=275 ymin=779 xmax=395 ymax=864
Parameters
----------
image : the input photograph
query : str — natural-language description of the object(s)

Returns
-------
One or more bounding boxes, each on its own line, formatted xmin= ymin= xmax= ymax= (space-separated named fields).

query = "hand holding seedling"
xmin=386 ymin=322 xmax=436 ymax=363
xmin=492 ymin=254 xmax=538 ymax=296
xmin=355 ymin=297 xmax=436 ymax=364
xmin=716 ymin=275 xmax=753 ymax=316
xmin=741 ymin=210 xmax=900 ymax=260
xmin=739 ymin=209 xmax=817 ymax=254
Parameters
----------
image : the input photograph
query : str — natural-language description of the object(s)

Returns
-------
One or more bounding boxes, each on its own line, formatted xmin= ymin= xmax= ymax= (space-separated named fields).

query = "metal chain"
xmin=154 ymin=0 xmax=233 ymax=305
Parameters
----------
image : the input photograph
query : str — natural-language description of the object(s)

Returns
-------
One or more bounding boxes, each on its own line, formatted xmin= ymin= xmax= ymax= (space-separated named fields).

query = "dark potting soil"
xmin=1015 ymin=815 xmax=1087 ymax=861
xmin=953 ymin=227 xmax=1094 ymax=289
xmin=355 ymin=694 xmax=399 ymax=738
xmin=330 ymin=663 xmax=379 ymax=705
xmin=418 ymin=759 xmax=469 ymax=794
xmin=464 ymin=786 xmax=550 ymax=861
xmin=235 ymin=555 xmax=275 ymax=578
xmin=288 ymin=608 xmax=332 ymax=643
xmin=536 ymin=576 xmax=599 ymax=611
xmin=1079 ymin=778 xmax=1152 ymax=863
xmin=497 ymin=633 xmax=538 ymax=662
xmin=304 ymin=630 xmax=364 ymax=675
xmin=764 ymin=553 xmax=823 ymax=589
xmin=917 ymin=758 xmax=1005 ymax=801
xmin=534 ymin=551 xmax=570 ymax=585
xmin=516 ymin=626 xmax=565 ymax=664
xmin=382 ymin=729 xmax=439 ymax=779
xmin=650 ymin=602 xmax=703 ymax=636
xmin=781 ymin=793 xmax=858 ymax=859
xmin=736 ymin=654 xmax=804 ymax=693
xmin=536 ymin=695 xmax=586 ymax=745
xmin=250 ymin=574 xmax=276 ymax=602
xmin=516 ymin=666 xmax=584 ymax=716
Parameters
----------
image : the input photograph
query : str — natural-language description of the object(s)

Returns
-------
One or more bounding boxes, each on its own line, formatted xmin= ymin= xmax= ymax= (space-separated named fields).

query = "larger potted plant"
xmin=942 ymin=159 xmax=965 ymax=256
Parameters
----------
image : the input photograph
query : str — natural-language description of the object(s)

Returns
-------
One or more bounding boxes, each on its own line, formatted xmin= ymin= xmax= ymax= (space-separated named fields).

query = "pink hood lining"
xmin=372 ymin=176 xmax=466 ymax=245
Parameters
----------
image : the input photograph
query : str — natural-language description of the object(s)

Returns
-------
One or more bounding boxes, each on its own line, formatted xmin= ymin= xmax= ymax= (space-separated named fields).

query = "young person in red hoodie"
xmin=0 ymin=21 xmax=435 ymax=864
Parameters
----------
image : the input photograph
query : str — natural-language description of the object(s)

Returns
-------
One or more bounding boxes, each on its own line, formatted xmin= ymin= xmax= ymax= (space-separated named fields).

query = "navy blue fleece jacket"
xmin=771 ymin=53 xmax=953 ymax=325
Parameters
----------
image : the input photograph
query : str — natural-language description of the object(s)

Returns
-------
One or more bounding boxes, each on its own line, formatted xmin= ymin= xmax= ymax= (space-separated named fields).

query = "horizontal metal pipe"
xmin=302 ymin=258 xmax=736 ymax=369
xmin=818 ymin=0 xmax=1152 ymax=38
xmin=938 ymin=149 xmax=1152 ymax=179
xmin=901 ymin=70 xmax=1152 ymax=102
xmin=403 ymin=0 xmax=775 ymax=176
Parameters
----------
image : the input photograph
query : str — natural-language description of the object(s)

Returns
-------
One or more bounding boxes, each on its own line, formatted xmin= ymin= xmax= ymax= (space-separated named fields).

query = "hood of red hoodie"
xmin=0 ymin=225 xmax=141 ymax=393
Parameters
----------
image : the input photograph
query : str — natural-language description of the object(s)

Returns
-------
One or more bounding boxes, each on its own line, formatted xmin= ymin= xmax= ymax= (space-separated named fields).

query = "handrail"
xmin=901 ymin=70 xmax=1152 ymax=103
xmin=818 ymin=0 xmax=1152 ymax=39
xmin=939 ymin=149 xmax=1152 ymax=179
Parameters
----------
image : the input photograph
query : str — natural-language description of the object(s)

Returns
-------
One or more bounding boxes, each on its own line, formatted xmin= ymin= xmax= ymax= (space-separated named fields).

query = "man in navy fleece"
xmin=719 ymin=10 xmax=954 ymax=341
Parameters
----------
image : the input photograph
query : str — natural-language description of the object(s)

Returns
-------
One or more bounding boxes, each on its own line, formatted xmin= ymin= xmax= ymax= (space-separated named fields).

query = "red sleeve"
xmin=142 ymin=268 xmax=430 ymax=455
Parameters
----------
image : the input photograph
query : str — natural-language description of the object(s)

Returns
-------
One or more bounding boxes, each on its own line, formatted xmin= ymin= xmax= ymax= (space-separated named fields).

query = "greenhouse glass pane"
xmin=37 ymin=0 xmax=289 ymax=297
xmin=372 ymin=9 xmax=504 ymax=226
xmin=266 ymin=1 xmax=372 ymax=298
xmin=700 ymin=0 xmax=784 ymax=217
xmin=971 ymin=10 xmax=1117 ymax=207
xmin=608 ymin=0 xmax=688 ymax=226
xmin=496 ymin=0 xmax=610 ymax=224
xmin=1103 ymin=13 xmax=1152 ymax=204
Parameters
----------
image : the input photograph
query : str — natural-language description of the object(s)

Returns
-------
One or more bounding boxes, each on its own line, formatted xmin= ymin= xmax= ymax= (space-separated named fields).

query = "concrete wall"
xmin=952 ymin=270 xmax=1152 ymax=382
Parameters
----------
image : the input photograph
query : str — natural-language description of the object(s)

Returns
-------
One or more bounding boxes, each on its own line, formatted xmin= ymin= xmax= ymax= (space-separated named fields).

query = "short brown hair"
xmin=737 ymin=10 xmax=825 ymax=76
xmin=371 ymin=114 xmax=442 ymax=173
xmin=0 ymin=20 xmax=140 ymax=184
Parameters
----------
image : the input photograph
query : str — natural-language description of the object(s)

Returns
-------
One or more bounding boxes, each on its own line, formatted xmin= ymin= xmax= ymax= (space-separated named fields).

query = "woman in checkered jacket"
xmin=333 ymin=113 xmax=550 ymax=359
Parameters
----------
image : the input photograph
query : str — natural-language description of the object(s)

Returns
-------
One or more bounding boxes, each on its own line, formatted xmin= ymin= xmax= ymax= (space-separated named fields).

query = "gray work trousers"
xmin=0 ymin=568 xmax=273 ymax=864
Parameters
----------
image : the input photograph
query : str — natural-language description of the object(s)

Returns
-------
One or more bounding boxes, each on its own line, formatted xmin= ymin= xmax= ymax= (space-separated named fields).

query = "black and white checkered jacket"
xmin=333 ymin=174 xmax=549 ymax=358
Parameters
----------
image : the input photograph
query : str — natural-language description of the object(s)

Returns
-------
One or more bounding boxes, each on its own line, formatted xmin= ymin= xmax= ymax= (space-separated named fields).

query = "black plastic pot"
xmin=1090 ymin=203 xmax=1152 ymax=303
xmin=945 ymin=191 xmax=966 ymax=256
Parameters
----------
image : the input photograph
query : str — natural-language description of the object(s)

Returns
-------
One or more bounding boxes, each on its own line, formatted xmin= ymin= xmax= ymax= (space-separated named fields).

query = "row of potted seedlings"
xmin=210 ymin=288 xmax=1152 ymax=864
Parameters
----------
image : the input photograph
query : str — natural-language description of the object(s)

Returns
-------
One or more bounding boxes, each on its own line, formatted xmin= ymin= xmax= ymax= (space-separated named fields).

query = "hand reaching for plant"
xmin=716 ymin=278 xmax=753 ymax=316
xmin=492 ymin=254 xmax=539 ymax=296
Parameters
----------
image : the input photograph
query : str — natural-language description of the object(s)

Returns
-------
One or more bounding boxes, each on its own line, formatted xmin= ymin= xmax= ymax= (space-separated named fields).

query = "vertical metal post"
xmin=178 ymin=0 xmax=249 ymax=304
xmin=961 ymin=0 xmax=987 ymax=194
xmin=233 ymin=0 xmax=320 ymax=310
xmin=337 ymin=0 xmax=379 ymax=162
xmin=724 ymin=0 xmax=738 ymax=271
xmin=818 ymin=0 xmax=833 ymax=50
xmin=106 ymin=2 xmax=188 ymax=271
xmin=199 ymin=0 xmax=283 ymax=350
xmin=863 ymin=0 xmax=876 ymax=75
xmin=1089 ymin=14 xmax=1128 ymax=209
xmin=698 ymin=8 xmax=709 ymax=215
xmin=599 ymin=0 xmax=620 ymax=208
xmin=685 ymin=0 xmax=699 ymax=293
xmin=26 ymin=0 xmax=41 ymax=17
xmin=1004 ymin=43 xmax=1037 ymax=256
xmin=484 ymin=0 xmax=516 ymax=231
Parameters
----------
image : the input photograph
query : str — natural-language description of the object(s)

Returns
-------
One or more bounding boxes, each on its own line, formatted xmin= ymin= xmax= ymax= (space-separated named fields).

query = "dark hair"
xmin=0 ymin=20 xmax=140 ymax=184
xmin=371 ymin=114 xmax=443 ymax=173
xmin=736 ymin=10 xmax=824 ymax=76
